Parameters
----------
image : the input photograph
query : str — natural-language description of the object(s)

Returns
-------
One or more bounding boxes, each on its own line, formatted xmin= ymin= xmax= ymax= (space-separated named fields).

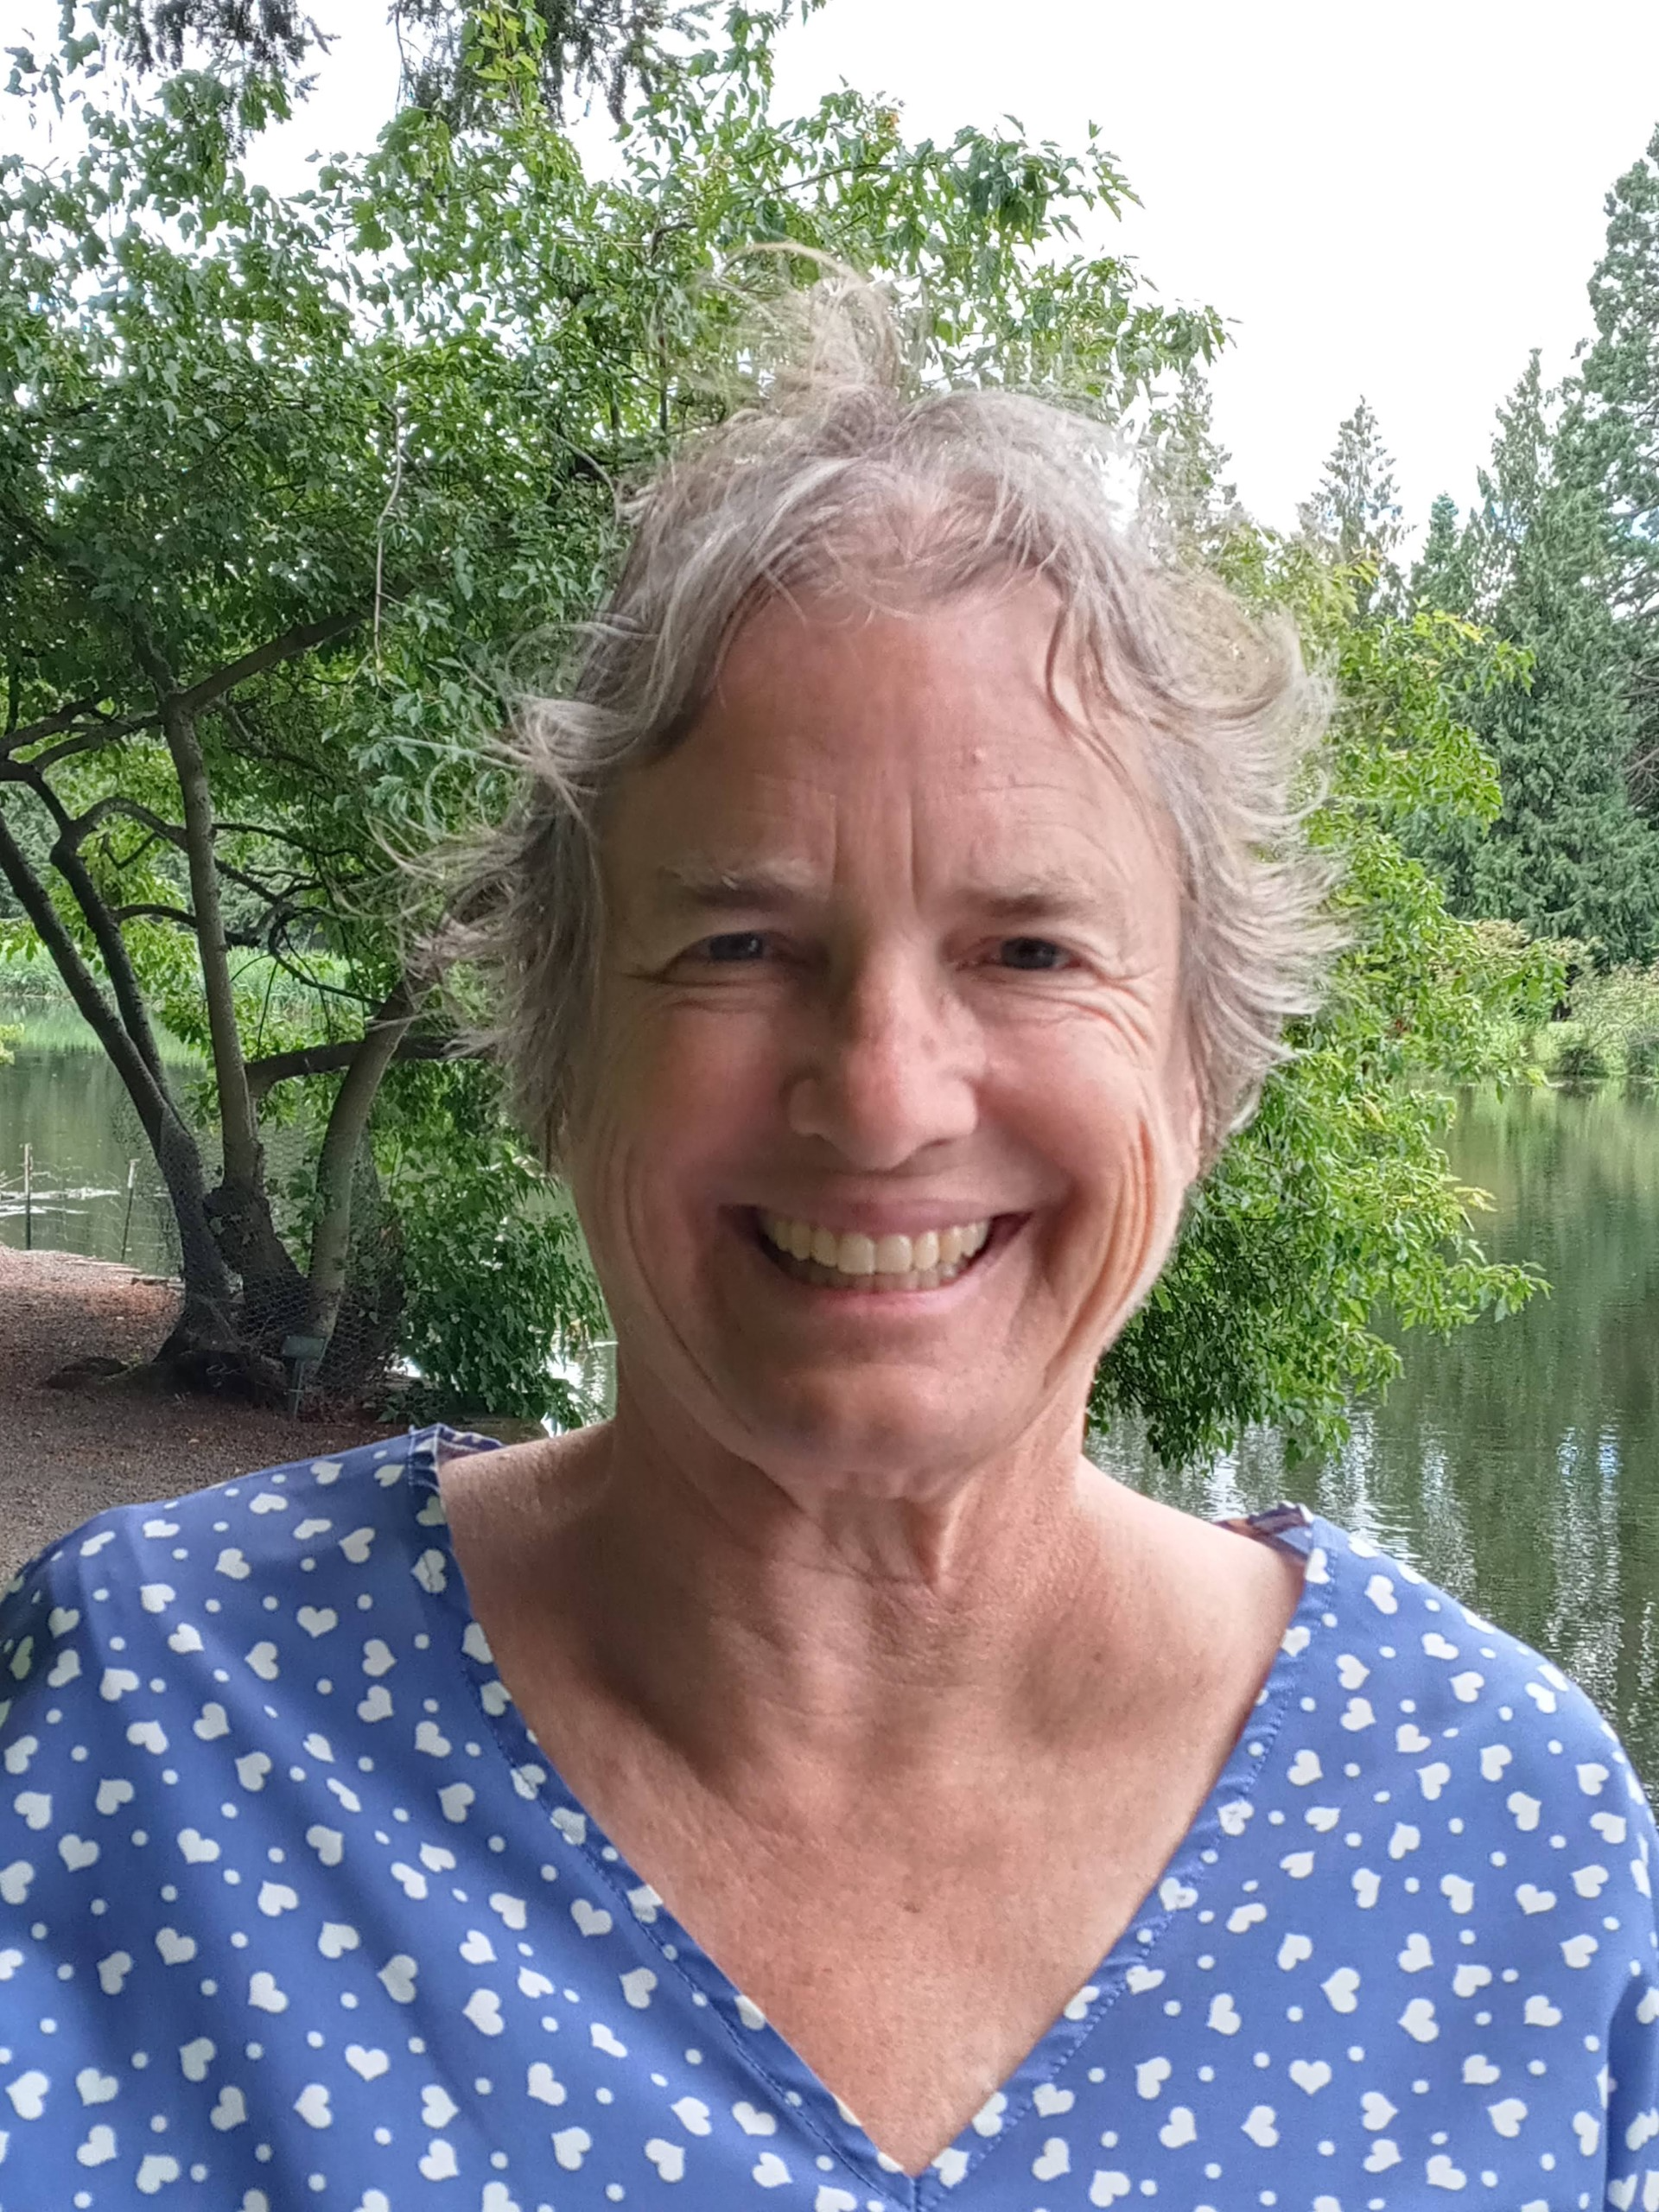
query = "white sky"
xmin=10 ymin=0 xmax=1659 ymax=537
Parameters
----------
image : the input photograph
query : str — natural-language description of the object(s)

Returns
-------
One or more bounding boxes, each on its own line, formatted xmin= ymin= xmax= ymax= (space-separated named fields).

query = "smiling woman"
xmin=3 ymin=286 xmax=1657 ymax=2211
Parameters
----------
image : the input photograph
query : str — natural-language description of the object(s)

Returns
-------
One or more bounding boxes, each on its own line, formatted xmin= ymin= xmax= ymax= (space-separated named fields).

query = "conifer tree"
xmin=1410 ymin=493 xmax=1474 ymax=617
xmin=1299 ymin=396 xmax=1404 ymax=613
xmin=1577 ymin=121 xmax=1659 ymax=815
xmin=1136 ymin=365 xmax=1244 ymax=563
xmin=1457 ymin=359 xmax=1657 ymax=960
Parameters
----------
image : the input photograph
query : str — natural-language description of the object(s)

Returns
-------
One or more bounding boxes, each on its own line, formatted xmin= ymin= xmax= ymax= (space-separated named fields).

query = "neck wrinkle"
xmin=549 ymin=1382 xmax=1141 ymax=1803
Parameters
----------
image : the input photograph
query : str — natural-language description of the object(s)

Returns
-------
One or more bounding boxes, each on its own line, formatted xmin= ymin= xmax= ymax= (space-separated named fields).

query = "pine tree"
xmin=1299 ymin=396 xmax=1404 ymax=613
xmin=1458 ymin=359 xmax=1658 ymax=961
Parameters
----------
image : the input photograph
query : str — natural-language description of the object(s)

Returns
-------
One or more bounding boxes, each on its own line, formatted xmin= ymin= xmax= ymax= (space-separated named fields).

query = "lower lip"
xmin=741 ymin=1213 xmax=1016 ymax=1301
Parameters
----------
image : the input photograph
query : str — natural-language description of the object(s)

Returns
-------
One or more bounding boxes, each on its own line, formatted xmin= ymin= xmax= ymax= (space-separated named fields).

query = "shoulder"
xmin=1302 ymin=1516 xmax=1656 ymax=1944
xmin=1307 ymin=1515 xmax=1641 ymax=1783
xmin=0 ymin=1429 xmax=440 ymax=1732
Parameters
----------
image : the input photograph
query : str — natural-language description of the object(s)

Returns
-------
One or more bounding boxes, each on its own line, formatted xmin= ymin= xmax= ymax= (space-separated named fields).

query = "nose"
xmin=784 ymin=947 xmax=979 ymax=1169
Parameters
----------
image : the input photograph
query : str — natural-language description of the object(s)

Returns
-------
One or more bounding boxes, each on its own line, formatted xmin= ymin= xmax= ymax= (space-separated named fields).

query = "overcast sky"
xmin=14 ymin=0 xmax=1659 ymax=537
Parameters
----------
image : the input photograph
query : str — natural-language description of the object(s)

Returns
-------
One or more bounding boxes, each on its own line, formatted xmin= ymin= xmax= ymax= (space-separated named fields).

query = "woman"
xmin=3 ymin=302 xmax=1656 ymax=2212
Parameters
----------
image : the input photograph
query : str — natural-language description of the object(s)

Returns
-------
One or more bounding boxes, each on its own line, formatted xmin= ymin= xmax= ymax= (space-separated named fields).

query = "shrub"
xmin=1552 ymin=1036 xmax=1610 ymax=1083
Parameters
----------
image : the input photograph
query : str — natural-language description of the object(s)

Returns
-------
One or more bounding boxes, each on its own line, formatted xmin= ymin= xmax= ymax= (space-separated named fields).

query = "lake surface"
xmin=0 ymin=1042 xmax=187 ymax=1277
xmin=1091 ymin=1083 xmax=1659 ymax=1789
xmin=4 ymin=1041 xmax=1657 ymax=1779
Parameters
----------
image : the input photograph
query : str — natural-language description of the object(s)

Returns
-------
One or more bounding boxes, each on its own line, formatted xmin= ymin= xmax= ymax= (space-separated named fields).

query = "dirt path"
xmin=0 ymin=1246 xmax=400 ymax=1583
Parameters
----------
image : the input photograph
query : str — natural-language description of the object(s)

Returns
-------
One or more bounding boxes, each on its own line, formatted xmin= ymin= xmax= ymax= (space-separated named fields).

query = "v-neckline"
xmin=400 ymin=1423 xmax=1325 ymax=2206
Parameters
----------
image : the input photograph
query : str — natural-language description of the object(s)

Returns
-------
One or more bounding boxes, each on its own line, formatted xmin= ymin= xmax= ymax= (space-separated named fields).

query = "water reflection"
xmin=1093 ymin=1084 xmax=1659 ymax=1789
xmin=0 ymin=1047 xmax=182 ymax=1276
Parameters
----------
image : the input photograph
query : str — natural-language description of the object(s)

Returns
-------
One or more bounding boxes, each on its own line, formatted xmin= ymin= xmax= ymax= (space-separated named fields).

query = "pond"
xmin=3 ymin=1040 xmax=1658 ymax=1782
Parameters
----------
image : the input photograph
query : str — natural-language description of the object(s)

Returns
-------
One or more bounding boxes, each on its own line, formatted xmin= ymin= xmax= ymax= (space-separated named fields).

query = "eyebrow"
xmin=652 ymin=861 xmax=1131 ymax=931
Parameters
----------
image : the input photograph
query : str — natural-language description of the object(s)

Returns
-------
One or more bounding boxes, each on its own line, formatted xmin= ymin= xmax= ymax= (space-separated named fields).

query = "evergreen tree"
xmin=1410 ymin=493 xmax=1474 ymax=617
xmin=1577 ymin=121 xmax=1659 ymax=814
xmin=1299 ymin=396 xmax=1404 ymax=613
xmin=1457 ymin=359 xmax=1658 ymax=961
xmin=1136 ymin=365 xmax=1244 ymax=563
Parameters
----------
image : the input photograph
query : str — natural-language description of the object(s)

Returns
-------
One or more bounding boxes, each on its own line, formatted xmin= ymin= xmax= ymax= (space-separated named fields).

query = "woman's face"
xmin=569 ymin=581 xmax=1202 ymax=1499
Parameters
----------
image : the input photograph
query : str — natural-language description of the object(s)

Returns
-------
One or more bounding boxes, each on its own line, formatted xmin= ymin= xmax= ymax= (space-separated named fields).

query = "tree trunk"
xmin=303 ymin=978 xmax=425 ymax=1357
xmin=0 ymin=801 xmax=240 ymax=1353
xmin=156 ymin=691 xmax=306 ymax=1345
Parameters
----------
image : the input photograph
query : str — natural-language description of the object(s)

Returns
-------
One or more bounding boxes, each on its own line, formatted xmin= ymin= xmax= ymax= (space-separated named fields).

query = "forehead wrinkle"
xmin=651 ymin=856 xmax=823 ymax=912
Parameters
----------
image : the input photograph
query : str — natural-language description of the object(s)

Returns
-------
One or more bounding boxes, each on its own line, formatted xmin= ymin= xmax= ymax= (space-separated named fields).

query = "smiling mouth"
xmin=754 ymin=1211 xmax=995 ymax=1293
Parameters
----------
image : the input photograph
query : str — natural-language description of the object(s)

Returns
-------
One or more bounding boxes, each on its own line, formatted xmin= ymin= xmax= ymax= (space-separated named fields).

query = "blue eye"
xmin=701 ymin=932 xmax=768 ymax=963
xmin=998 ymin=937 xmax=1068 ymax=971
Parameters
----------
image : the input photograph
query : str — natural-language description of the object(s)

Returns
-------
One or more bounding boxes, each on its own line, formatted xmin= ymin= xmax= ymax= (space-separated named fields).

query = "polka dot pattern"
xmin=0 ymin=1428 xmax=1655 ymax=2211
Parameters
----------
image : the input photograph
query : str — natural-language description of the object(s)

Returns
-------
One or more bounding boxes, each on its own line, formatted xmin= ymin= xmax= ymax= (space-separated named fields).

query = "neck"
xmin=530 ymin=1377 xmax=1147 ymax=1808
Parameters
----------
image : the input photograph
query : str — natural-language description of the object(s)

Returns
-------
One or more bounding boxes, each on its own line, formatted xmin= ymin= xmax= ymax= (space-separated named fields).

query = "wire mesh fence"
xmin=0 ymin=1144 xmax=181 ymax=1274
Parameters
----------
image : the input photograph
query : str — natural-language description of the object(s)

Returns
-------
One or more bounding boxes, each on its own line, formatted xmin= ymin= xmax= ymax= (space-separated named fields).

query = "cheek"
xmin=1011 ymin=1054 xmax=1192 ymax=1285
xmin=571 ymin=995 xmax=780 ymax=1230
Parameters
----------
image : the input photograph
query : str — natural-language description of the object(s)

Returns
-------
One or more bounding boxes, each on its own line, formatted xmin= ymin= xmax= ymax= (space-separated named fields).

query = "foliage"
xmin=1558 ymin=960 xmax=1659 ymax=1077
xmin=1624 ymin=1031 xmax=1659 ymax=1083
xmin=391 ymin=0 xmax=714 ymax=130
xmin=1410 ymin=493 xmax=1474 ymax=618
xmin=1094 ymin=531 xmax=1564 ymax=1466
xmin=1550 ymin=1036 xmax=1609 ymax=1084
xmin=1135 ymin=364 xmax=1244 ymax=564
xmin=384 ymin=1065 xmax=607 ymax=1425
xmin=16 ymin=0 xmax=704 ymax=135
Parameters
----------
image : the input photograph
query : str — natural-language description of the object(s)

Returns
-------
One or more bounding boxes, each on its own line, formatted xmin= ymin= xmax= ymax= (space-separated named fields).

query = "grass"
xmin=0 ymin=997 xmax=203 ymax=1065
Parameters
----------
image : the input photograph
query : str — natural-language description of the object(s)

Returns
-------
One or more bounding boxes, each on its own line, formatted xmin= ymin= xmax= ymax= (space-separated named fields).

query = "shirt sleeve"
xmin=1600 ymin=1763 xmax=1659 ymax=2209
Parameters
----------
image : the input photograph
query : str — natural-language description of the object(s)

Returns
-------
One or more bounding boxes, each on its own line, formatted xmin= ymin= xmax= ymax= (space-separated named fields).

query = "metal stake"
xmin=119 ymin=1158 xmax=137 ymax=1263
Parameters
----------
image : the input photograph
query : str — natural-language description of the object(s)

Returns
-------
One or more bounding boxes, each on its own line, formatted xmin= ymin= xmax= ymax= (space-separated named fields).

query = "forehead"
xmin=605 ymin=582 xmax=1175 ymax=905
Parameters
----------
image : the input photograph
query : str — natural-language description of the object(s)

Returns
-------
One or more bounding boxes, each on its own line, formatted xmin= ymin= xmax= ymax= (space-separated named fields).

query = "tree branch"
xmin=107 ymin=901 xmax=263 ymax=946
xmin=0 ymin=806 xmax=172 ymax=1147
xmin=2 ymin=701 xmax=154 ymax=760
xmin=176 ymin=609 xmax=365 ymax=717
xmin=246 ymin=1028 xmax=461 ymax=1102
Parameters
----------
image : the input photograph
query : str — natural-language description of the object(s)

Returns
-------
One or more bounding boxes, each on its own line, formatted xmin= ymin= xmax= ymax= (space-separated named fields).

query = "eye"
xmin=696 ymin=931 xmax=769 ymax=963
xmin=995 ymin=937 xmax=1071 ymax=972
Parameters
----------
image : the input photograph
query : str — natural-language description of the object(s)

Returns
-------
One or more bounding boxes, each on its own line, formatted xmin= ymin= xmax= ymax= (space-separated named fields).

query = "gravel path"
xmin=0 ymin=1246 xmax=400 ymax=1583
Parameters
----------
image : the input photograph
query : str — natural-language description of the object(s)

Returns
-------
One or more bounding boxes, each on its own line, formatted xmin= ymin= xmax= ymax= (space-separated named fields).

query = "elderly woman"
xmin=4 ymin=308 xmax=1657 ymax=2212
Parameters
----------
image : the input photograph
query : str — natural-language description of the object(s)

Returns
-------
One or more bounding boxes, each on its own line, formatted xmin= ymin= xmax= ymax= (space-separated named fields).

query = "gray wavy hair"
xmin=448 ymin=284 xmax=1333 ymax=1171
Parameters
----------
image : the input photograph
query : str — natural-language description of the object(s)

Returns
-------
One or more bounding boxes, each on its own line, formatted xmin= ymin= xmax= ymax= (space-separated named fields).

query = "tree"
xmin=1135 ymin=364 xmax=1245 ymax=564
xmin=1447 ymin=359 xmax=1659 ymax=961
xmin=1410 ymin=493 xmax=1474 ymax=618
xmin=1577 ymin=120 xmax=1659 ymax=815
xmin=1 ymin=0 xmax=1219 ymax=1397
xmin=40 ymin=0 xmax=702 ymax=130
xmin=1299 ymin=396 xmax=1404 ymax=616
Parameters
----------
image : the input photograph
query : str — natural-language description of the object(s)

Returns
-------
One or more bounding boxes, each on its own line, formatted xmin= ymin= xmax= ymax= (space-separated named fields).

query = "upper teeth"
xmin=760 ymin=1216 xmax=991 ymax=1277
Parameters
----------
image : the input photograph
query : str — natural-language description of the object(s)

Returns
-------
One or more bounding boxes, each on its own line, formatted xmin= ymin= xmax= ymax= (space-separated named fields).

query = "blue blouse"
xmin=1 ymin=1425 xmax=1656 ymax=2212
